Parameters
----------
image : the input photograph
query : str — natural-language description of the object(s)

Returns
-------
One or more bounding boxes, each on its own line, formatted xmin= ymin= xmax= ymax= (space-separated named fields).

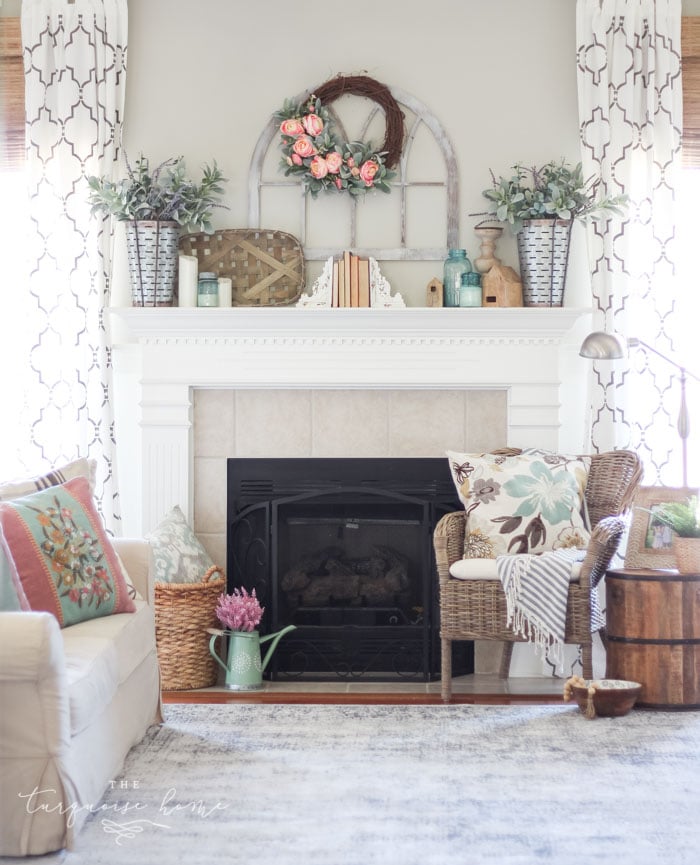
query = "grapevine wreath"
xmin=275 ymin=74 xmax=405 ymax=198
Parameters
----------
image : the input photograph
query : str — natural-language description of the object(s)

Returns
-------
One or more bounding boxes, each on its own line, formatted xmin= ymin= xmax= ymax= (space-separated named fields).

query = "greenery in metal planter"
xmin=480 ymin=160 xmax=627 ymax=233
xmin=87 ymin=155 xmax=227 ymax=234
xmin=651 ymin=496 xmax=700 ymax=538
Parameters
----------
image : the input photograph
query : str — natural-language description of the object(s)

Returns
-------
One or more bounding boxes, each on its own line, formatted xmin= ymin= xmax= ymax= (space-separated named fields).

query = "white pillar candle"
xmin=218 ymin=277 xmax=233 ymax=308
xmin=178 ymin=255 xmax=198 ymax=307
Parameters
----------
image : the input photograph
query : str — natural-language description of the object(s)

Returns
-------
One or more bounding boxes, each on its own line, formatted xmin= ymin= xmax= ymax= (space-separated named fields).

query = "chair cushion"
xmin=0 ymin=477 xmax=136 ymax=627
xmin=446 ymin=449 xmax=591 ymax=558
xmin=449 ymin=556 xmax=582 ymax=582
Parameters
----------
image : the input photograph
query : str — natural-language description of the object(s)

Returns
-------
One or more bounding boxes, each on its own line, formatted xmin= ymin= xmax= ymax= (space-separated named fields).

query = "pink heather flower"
xmin=293 ymin=136 xmax=316 ymax=158
xmin=359 ymin=159 xmax=379 ymax=186
xmin=325 ymin=152 xmax=343 ymax=174
xmin=280 ymin=118 xmax=305 ymax=137
xmin=309 ymin=155 xmax=329 ymax=179
xmin=216 ymin=587 xmax=264 ymax=633
xmin=302 ymin=113 xmax=324 ymax=136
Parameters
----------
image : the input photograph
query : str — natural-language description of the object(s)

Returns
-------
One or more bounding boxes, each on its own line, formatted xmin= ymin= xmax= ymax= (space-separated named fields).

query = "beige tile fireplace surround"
xmin=112 ymin=305 xmax=590 ymax=675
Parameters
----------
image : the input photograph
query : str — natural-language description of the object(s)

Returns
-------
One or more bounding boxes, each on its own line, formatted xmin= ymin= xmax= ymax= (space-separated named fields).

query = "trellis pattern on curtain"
xmin=21 ymin=0 xmax=127 ymax=530
xmin=576 ymin=0 xmax=684 ymax=485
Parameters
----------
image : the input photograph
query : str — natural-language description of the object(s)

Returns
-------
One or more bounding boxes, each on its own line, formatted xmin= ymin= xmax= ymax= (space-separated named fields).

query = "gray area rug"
xmin=36 ymin=704 xmax=700 ymax=864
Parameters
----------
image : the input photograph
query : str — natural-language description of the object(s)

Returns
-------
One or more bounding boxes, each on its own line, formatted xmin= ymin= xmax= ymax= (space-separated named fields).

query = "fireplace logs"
xmin=281 ymin=544 xmax=409 ymax=608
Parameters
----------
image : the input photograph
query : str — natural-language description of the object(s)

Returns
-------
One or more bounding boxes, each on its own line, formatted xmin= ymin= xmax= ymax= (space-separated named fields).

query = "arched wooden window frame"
xmin=248 ymin=86 xmax=459 ymax=263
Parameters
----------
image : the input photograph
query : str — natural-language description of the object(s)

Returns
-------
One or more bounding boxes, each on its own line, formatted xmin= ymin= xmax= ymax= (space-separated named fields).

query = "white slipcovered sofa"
xmin=0 ymin=538 xmax=162 ymax=856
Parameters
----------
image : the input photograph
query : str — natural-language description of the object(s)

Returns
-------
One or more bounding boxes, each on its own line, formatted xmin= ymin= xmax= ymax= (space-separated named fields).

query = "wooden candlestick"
xmin=474 ymin=224 xmax=504 ymax=274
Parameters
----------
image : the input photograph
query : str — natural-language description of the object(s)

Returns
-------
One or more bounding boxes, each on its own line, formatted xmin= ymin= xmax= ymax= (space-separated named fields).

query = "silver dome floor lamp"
xmin=580 ymin=331 xmax=700 ymax=487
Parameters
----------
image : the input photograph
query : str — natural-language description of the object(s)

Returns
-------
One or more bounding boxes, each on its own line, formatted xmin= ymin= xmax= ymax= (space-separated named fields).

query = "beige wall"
xmin=122 ymin=0 xmax=590 ymax=306
xmin=193 ymin=388 xmax=507 ymax=567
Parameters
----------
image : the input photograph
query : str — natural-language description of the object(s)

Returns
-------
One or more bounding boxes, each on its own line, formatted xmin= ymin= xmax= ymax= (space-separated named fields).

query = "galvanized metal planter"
xmin=516 ymin=219 xmax=572 ymax=307
xmin=125 ymin=220 xmax=179 ymax=307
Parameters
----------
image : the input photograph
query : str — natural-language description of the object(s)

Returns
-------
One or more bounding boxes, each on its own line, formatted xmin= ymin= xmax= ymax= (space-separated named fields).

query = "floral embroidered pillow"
xmin=0 ymin=476 xmax=136 ymax=627
xmin=446 ymin=450 xmax=591 ymax=558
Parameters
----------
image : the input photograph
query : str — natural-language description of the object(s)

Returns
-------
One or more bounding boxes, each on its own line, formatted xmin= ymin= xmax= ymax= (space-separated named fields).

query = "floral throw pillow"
xmin=446 ymin=450 xmax=591 ymax=558
xmin=0 ymin=476 xmax=136 ymax=627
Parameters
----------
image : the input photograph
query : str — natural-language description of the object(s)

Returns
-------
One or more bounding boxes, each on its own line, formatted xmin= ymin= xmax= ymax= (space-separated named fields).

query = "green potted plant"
xmin=652 ymin=495 xmax=700 ymax=574
xmin=87 ymin=155 xmax=227 ymax=307
xmin=480 ymin=160 xmax=627 ymax=307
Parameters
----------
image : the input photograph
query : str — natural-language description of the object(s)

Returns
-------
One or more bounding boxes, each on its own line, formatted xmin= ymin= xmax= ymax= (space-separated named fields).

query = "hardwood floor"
xmin=162 ymin=675 xmax=567 ymax=706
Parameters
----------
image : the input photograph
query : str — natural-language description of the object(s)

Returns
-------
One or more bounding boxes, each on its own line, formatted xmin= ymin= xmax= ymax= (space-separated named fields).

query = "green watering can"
xmin=208 ymin=625 xmax=296 ymax=691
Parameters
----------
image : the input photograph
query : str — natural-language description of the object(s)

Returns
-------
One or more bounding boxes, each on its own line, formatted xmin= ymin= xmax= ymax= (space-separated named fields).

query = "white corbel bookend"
xmin=297 ymin=257 xmax=406 ymax=308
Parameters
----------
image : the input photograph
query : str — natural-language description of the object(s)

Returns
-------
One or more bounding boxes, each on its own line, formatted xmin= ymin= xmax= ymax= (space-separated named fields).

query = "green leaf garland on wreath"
xmin=275 ymin=75 xmax=404 ymax=199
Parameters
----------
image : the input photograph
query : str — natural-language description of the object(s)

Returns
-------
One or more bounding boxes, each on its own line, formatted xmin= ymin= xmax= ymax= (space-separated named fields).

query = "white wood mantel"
xmin=110 ymin=306 xmax=591 ymax=533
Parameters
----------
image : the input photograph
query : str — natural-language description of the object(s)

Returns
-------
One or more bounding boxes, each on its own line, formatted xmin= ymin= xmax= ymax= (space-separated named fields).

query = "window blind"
xmin=0 ymin=18 xmax=24 ymax=170
xmin=682 ymin=17 xmax=700 ymax=168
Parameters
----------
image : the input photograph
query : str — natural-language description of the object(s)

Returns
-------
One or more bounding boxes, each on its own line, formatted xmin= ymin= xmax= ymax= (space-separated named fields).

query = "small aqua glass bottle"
xmin=443 ymin=249 xmax=472 ymax=307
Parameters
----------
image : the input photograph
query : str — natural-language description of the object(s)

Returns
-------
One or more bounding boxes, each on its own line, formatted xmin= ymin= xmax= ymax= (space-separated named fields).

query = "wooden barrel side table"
xmin=606 ymin=568 xmax=700 ymax=710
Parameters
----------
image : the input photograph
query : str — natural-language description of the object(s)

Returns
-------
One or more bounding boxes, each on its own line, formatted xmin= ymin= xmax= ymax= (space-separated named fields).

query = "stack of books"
xmin=331 ymin=251 xmax=371 ymax=307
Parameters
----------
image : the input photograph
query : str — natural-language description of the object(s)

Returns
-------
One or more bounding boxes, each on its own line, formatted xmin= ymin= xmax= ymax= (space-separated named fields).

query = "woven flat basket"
xmin=179 ymin=228 xmax=304 ymax=306
xmin=155 ymin=565 xmax=225 ymax=690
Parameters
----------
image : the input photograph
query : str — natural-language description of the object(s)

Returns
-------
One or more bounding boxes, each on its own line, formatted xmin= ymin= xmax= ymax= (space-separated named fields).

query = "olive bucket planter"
xmin=208 ymin=625 xmax=296 ymax=690
xmin=516 ymin=218 xmax=572 ymax=307
xmin=125 ymin=219 xmax=179 ymax=307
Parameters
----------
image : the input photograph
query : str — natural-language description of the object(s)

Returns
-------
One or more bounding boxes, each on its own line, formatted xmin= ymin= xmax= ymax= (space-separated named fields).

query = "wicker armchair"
xmin=434 ymin=449 xmax=643 ymax=702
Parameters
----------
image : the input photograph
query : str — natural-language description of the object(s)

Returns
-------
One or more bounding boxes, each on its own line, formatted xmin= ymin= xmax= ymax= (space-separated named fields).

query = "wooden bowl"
xmin=569 ymin=679 xmax=642 ymax=718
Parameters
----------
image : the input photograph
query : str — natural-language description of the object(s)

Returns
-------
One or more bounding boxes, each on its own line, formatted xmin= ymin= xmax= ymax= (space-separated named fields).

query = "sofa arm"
xmin=112 ymin=537 xmax=155 ymax=606
xmin=0 ymin=611 xmax=70 ymax=756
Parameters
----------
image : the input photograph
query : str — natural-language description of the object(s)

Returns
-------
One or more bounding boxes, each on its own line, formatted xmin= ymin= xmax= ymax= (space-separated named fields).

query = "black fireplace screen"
xmin=227 ymin=458 xmax=472 ymax=681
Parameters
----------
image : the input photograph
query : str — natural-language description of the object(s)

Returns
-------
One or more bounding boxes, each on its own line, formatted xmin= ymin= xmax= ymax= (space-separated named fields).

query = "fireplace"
xmin=227 ymin=457 xmax=472 ymax=681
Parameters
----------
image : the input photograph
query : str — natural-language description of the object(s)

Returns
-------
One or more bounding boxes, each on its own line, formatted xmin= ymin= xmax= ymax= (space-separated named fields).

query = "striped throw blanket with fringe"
xmin=496 ymin=548 xmax=590 ymax=673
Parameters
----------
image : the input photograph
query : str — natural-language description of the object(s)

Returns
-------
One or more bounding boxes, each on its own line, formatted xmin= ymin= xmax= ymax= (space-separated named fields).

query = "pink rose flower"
xmin=293 ymin=136 xmax=316 ymax=158
xmin=291 ymin=153 xmax=303 ymax=166
xmin=335 ymin=177 xmax=343 ymax=190
xmin=351 ymin=166 xmax=360 ymax=177
xmin=280 ymin=118 xmax=305 ymax=137
xmin=303 ymin=113 xmax=324 ymax=137
xmin=309 ymin=156 xmax=329 ymax=179
xmin=325 ymin=152 xmax=343 ymax=174
xmin=346 ymin=157 xmax=355 ymax=168
xmin=359 ymin=159 xmax=379 ymax=186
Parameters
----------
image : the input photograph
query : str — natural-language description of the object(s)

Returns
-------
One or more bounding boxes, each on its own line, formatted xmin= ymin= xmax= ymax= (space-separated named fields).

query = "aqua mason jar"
xmin=197 ymin=272 xmax=219 ymax=307
xmin=443 ymin=249 xmax=472 ymax=307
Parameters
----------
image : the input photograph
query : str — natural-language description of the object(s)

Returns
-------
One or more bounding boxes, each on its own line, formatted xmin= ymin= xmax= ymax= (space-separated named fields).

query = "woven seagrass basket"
xmin=673 ymin=537 xmax=700 ymax=575
xmin=154 ymin=565 xmax=226 ymax=690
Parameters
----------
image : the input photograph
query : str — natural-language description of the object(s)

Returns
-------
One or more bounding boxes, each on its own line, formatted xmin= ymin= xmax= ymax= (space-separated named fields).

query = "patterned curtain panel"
xmin=20 ymin=0 xmax=127 ymax=529
xmin=576 ymin=0 xmax=684 ymax=484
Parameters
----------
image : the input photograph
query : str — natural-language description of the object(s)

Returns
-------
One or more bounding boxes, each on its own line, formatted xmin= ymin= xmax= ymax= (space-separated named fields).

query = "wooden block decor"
xmin=426 ymin=278 xmax=443 ymax=307
xmin=331 ymin=251 xmax=372 ymax=307
xmin=179 ymin=229 xmax=304 ymax=306
xmin=481 ymin=263 xmax=523 ymax=307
